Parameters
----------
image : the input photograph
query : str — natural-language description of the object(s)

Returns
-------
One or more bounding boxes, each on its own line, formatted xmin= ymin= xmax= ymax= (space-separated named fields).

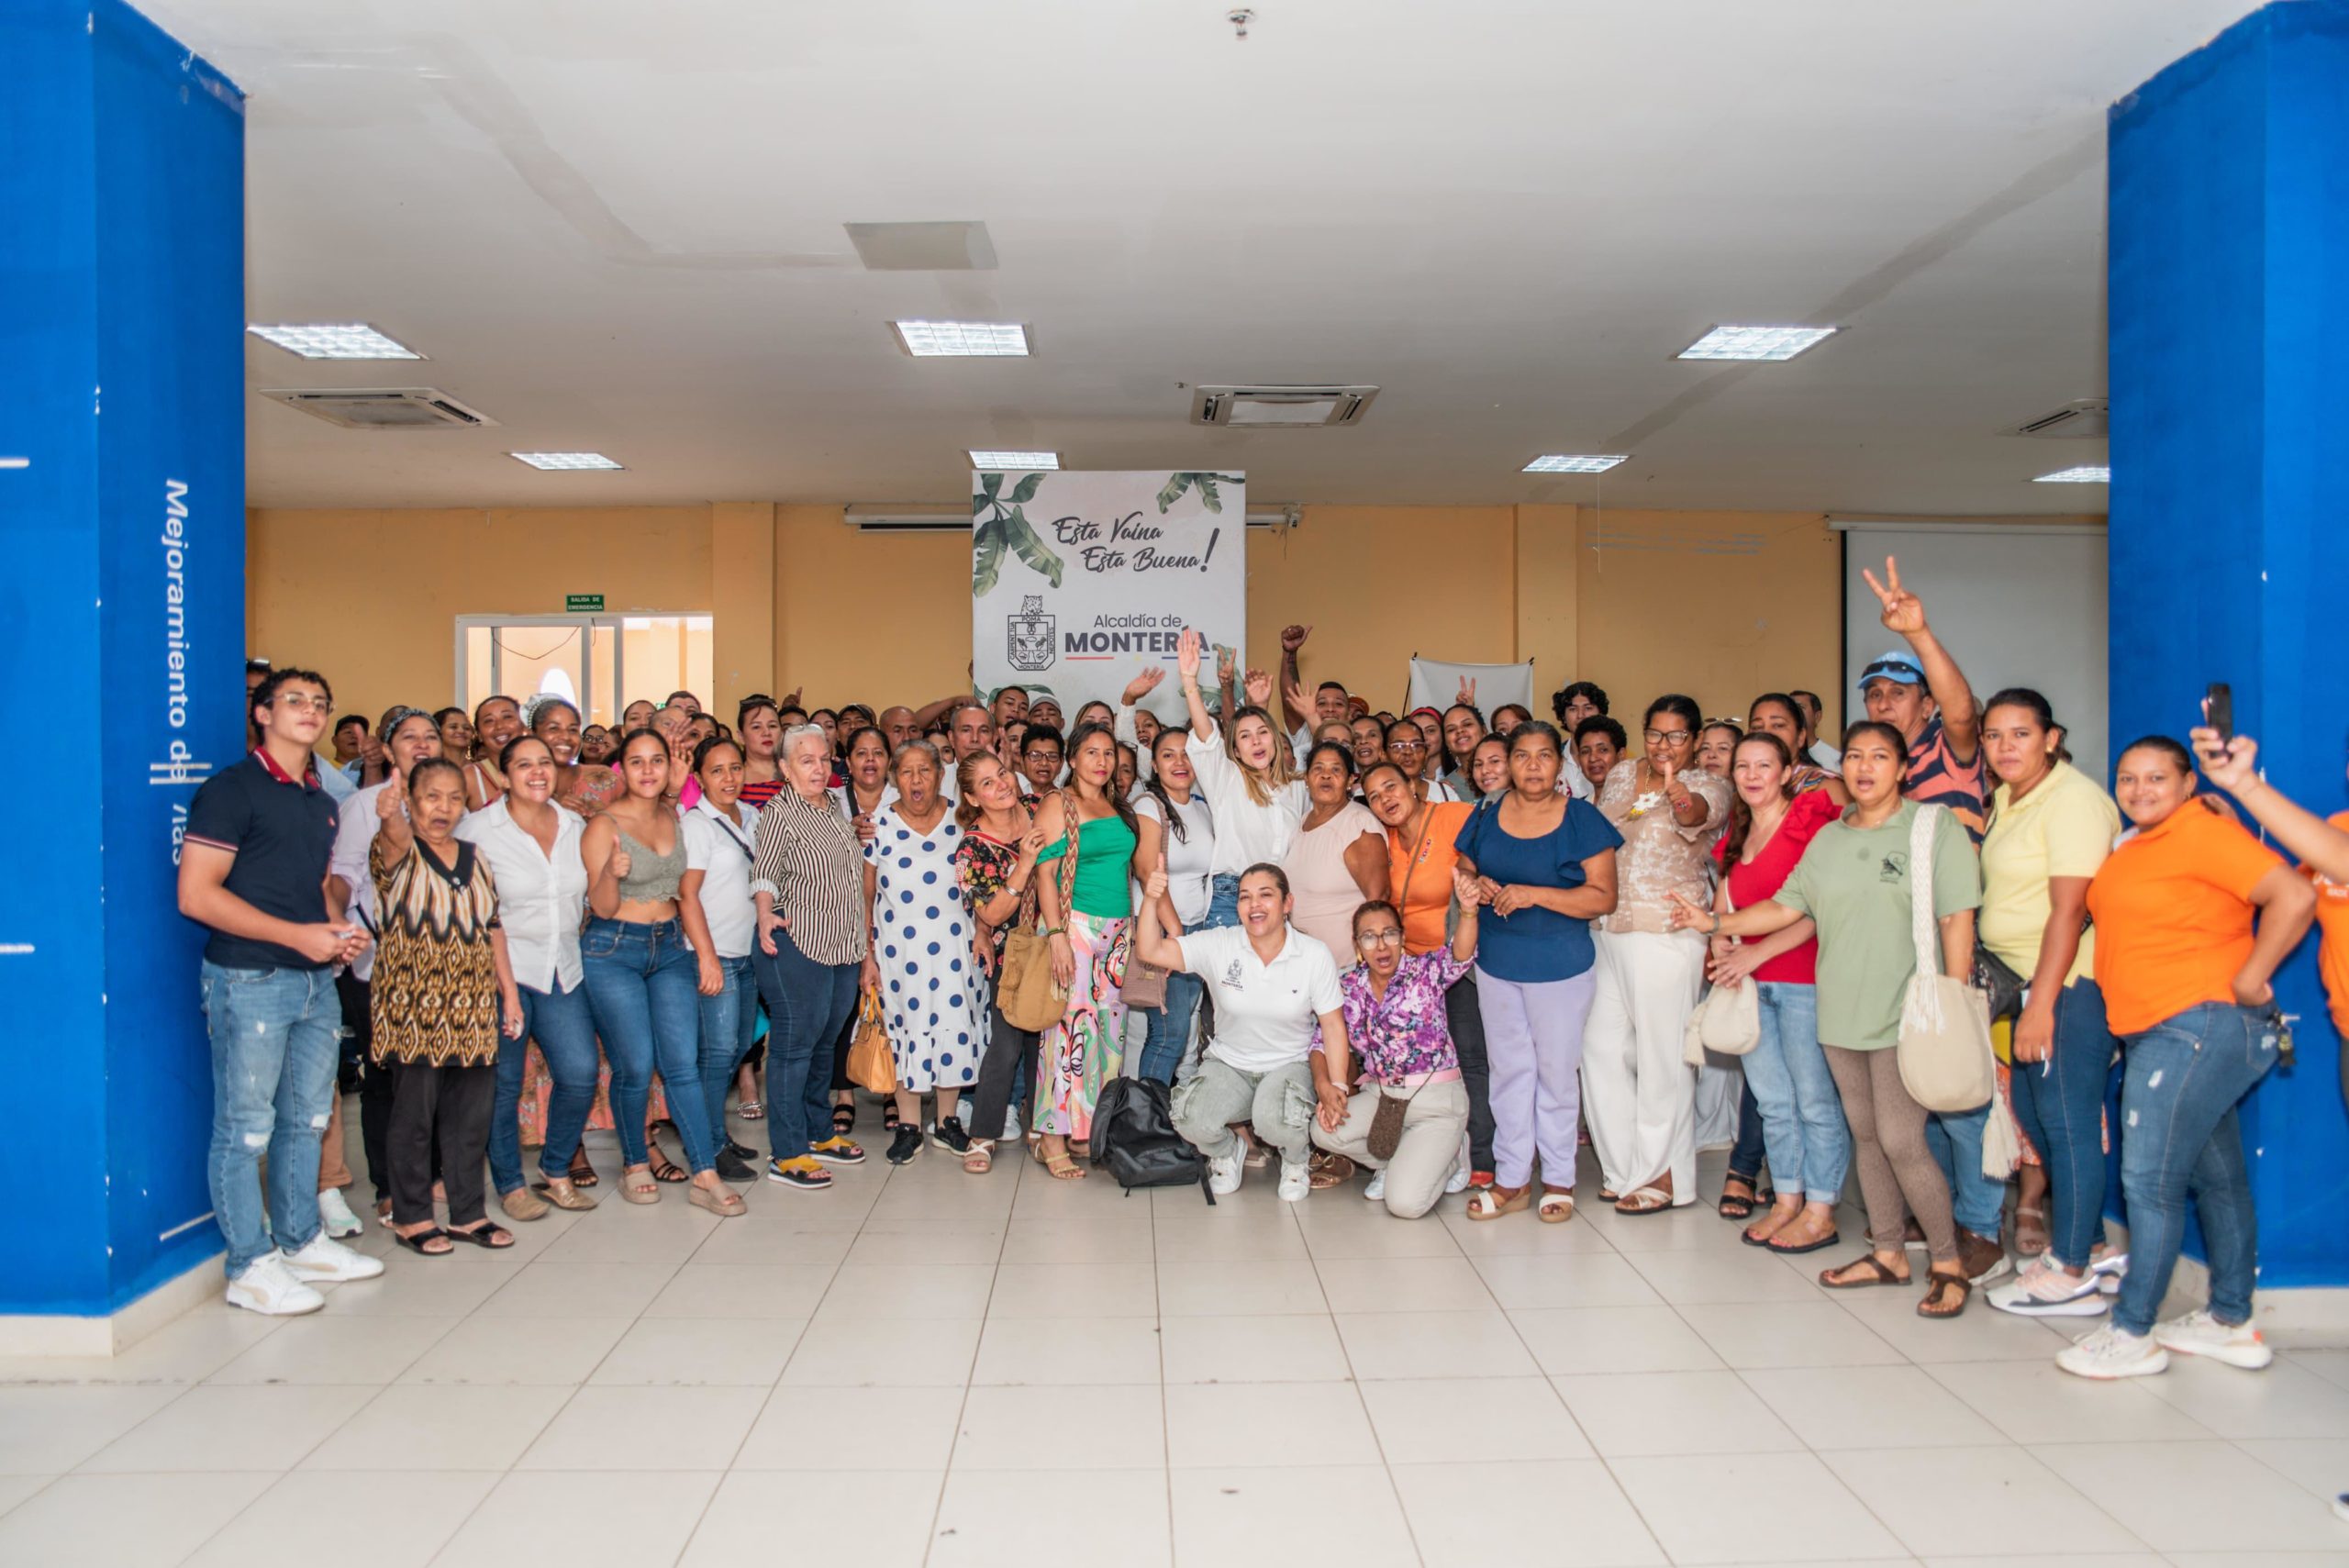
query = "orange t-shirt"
xmin=2087 ymin=800 xmax=2285 ymax=1036
xmin=2304 ymin=810 xmax=2349 ymax=1037
xmin=1386 ymin=800 xmax=1475 ymax=955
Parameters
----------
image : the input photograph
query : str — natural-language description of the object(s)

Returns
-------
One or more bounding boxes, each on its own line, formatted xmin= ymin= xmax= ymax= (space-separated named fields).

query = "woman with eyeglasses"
xmin=1583 ymin=695 xmax=1731 ymax=1215
xmin=1385 ymin=718 xmax=1464 ymax=806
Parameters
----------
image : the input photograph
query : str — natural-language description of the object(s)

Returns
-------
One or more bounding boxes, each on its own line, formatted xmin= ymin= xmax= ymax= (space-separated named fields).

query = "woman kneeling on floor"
xmin=1312 ymin=877 xmax=1485 ymax=1218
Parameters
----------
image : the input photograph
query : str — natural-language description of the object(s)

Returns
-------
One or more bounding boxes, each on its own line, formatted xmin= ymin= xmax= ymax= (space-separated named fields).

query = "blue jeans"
xmin=1742 ymin=982 xmax=1849 ymax=1203
xmin=697 ymin=954 xmax=760 ymax=1156
xmin=751 ymin=925 xmax=862 ymax=1162
xmin=2111 ymin=1000 xmax=2278 ymax=1337
xmin=1727 ymin=1077 xmax=1766 ymax=1184
xmin=581 ymin=917 xmax=716 ymax=1173
xmin=1926 ymin=1100 xmax=2005 ymax=1238
xmin=492 ymin=978 xmax=599 ymax=1194
xmin=1138 ymin=969 xmax=1206 ymax=1085
xmin=2006 ymin=977 xmax=2121 ymax=1271
xmin=1205 ymin=874 xmax=1241 ymax=930
xmin=200 ymin=962 xmax=340 ymax=1278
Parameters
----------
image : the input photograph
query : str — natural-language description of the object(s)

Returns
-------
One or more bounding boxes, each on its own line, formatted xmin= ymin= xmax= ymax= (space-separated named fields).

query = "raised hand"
xmin=1280 ymin=671 xmax=1312 ymax=719
xmin=1452 ymin=864 xmax=1485 ymax=908
xmin=1145 ymin=852 xmax=1170 ymax=903
xmin=375 ymin=767 xmax=407 ymax=820
xmin=1176 ymin=627 xmax=1203 ymax=684
xmin=1455 ymin=675 xmax=1477 ymax=707
xmin=607 ymin=842 xmax=633 ymax=883
xmin=2191 ymin=725 xmax=2262 ymax=796
xmin=1242 ymin=669 xmax=1273 ymax=709
xmin=1281 ymin=623 xmax=1312 ymax=652
xmin=1121 ymin=666 xmax=1167 ymax=706
xmin=1861 ymin=554 xmax=1928 ymax=638
xmin=1215 ymin=645 xmax=1237 ymax=686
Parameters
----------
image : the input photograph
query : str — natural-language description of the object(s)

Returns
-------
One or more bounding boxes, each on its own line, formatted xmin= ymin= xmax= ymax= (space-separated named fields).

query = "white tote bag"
xmin=1893 ymin=804 xmax=1997 ymax=1114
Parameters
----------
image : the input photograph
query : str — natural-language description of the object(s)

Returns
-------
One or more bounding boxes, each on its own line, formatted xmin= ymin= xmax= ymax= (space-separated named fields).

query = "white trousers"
xmin=1582 ymin=929 xmax=1705 ymax=1201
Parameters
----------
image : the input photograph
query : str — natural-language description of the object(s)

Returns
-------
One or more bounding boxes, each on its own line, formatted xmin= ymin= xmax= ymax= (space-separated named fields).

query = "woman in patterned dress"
xmin=370 ymin=757 xmax=524 ymax=1255
xmin=953 ymin=752 xmax=1043 ymax=1175
xmin=1028 ymin=722 xmax=1140 ymax=1175
xmin=862 ymin=740 xmax=986 ymax=1163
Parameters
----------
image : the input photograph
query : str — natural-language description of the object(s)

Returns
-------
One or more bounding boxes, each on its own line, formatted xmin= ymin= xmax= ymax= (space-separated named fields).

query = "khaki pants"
xmin=1313 ymin=1079 xmax=1471 ymax=1218
xmin=317 ymin=1092 xmax=352 ymax=1192
xmin=1173 ymin=1057 xmax=1316 ymax=1168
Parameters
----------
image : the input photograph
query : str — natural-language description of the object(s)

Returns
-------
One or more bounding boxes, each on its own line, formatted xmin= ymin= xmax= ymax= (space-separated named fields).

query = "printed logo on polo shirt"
xmin=1221 ymin=958 xmax=1245 ymax=987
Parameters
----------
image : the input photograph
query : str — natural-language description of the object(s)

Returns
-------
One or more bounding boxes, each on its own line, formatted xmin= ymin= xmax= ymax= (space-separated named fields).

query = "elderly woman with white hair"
xmin=862 ymin=740 xmax=987 ymax=1163
xmin=750 ymin=721 xmax=874 ymax=1190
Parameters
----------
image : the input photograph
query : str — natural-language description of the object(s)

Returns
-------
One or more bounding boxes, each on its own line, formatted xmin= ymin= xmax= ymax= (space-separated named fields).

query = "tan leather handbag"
xmin=997 ymin=795 xmax=1079 ymax=1032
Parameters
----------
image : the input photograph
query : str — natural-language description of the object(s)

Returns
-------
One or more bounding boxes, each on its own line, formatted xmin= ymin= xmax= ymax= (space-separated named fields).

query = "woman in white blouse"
xmin=1133 ymin=727 xmax=1217 ymax=1084
xmin=679 ymin=736 xmax=763 ymax=1184
xmin=1175 ymin=627 xmax=1306 ymax=929
xmin=453 ymin=735 xmax=599 ymax=1217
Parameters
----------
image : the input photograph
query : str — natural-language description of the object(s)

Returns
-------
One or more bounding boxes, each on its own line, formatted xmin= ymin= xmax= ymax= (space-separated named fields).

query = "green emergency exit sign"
xmin=566 ymin=594 xmax=604 ymax=613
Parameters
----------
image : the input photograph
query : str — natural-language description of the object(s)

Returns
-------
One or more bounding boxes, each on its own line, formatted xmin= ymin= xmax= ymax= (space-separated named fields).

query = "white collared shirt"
xmin=453 ymin=797 xmax=587 ymax=993
xmin=1175 ymin=924 xmax=1344 ymax=1073
xmin=328 ymin=780 xmax=391 ymax=981
xmin=1186 ymin=720 xmax=1308 ymax=875
xmin=681 ymin=795 xmax=763 ymax=959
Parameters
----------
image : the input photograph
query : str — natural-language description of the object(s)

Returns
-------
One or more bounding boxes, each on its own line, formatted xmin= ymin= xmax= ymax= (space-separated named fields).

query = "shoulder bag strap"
xmin=1048 ymin=788 xmax=1080 ymax=929
xmin=1906 ymin=805 xmax=1944 ymax=1025
xmin=1395 ymin=806 xmax=1439 ymax=917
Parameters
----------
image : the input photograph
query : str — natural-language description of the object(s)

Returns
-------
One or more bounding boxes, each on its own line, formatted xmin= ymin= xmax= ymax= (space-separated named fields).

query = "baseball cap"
xmin=1858 ymin=651 xmax=1925 ymax=688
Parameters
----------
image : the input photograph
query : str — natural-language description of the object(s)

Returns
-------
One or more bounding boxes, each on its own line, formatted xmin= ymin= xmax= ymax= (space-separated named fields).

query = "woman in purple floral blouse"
xmin=1311 ymin=866 xmax=1485 ymax=1218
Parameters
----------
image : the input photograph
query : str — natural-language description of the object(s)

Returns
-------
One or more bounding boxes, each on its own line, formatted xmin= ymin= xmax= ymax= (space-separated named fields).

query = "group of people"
xmin=181 ymin=556 xmax=2335 ymax=1392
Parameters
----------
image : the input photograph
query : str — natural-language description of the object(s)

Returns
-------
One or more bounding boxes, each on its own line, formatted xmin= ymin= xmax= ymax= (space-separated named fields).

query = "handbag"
xmin=843 ymin=984 xmax=896 ymax=1095
xmin=1972 ymin=945 xmax=2027 ymax=1024
xmin=1694 ymin=890 xmax=1762 ymax=1055
xmin=1895 ymin=804 xmax=1998 ymax=1113
xmin=997 ymin=794 xmax=1080 ymax=1032
xmin=1366 ymin=1083 xmax=1421 ymax=1162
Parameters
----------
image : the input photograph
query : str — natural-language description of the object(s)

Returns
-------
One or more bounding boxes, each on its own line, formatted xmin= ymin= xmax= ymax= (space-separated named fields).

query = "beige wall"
xmin=245 ymin=500 xmax=1849 ymax=735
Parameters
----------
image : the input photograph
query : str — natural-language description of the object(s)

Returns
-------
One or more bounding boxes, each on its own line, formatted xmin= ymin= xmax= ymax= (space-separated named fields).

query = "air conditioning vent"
xmin=1191 ymin=384 xmax=1378 ymax=428
xmin=2007 ymin=398 xmax=2109 ymax=439
xmin=261 ymin=387 xmax=498 ymax=429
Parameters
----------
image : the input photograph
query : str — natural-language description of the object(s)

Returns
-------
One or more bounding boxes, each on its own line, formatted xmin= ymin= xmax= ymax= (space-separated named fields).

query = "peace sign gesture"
xmin=1860 ymin=555 xmax=1929 ymax=639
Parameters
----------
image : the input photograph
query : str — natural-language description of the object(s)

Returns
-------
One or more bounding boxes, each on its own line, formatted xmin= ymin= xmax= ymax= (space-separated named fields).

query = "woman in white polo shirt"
xmin=1175 ymin=628 xmax=1306 ymax=929
xmin=1135 ymin=861 xmax=1351 ymax=1202
xmin=680 ymin=736 xmax=763 ymax=1184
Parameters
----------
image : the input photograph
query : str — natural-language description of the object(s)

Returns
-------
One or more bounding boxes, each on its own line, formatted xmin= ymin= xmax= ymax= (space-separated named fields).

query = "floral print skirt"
xmin=1033 ymin=911 xmax=1129 ymax=1140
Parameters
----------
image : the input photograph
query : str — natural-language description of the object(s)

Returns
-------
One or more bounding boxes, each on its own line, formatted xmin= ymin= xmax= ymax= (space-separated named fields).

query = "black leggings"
xmin=1446 ymin=973 xmax=1495 ymax=1173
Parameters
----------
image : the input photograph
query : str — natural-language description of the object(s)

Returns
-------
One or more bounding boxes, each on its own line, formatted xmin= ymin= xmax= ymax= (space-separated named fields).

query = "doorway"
xmin=454 ymin=613 xmax=713 ymax=724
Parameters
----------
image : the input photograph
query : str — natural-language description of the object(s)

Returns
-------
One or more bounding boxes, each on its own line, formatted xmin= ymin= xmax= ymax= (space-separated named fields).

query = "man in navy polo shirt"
xmin=178 ymin=667 xmax=386 ymax=1314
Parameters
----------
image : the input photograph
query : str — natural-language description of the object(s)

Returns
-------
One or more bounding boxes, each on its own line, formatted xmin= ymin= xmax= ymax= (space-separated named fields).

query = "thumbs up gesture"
xmin=607 ymin=841 xmax=632 ymax=882
xmin=1144 ymin=852 xmax=1170 ymax=903
xmin=375 ymin=767 xmax=406 ymax=821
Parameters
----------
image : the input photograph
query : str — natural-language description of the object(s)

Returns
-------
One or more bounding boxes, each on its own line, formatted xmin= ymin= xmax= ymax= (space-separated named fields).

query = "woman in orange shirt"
xmin=2058 ymin=737 xmax=2313 ymax=1383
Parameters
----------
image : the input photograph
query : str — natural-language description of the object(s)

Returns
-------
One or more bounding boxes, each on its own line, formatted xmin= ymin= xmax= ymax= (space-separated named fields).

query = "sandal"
xmin=1918 ymin=1270 xmax=1972 ymax=1318
xmin=646 ymin=1145 xmax=688 ymax=1184
xmin=1466 ymin=1184 xmax=1531 ymax=1221
xmin=1037 ymin=1145 xmax=1086 ymax=1181
xmin=688 ymin=1180 xmax=746 ymax=1218
xmin=535 ymin=1176 xmax=597 ymax=1212
xmin=2015 ymin=1202 xmax=2051 ymax=1259
xmin=963 ymin=1139 xmax=995 ymax=1175
xmin=620 ymin=1164 xmax=661 ymax=1205
xmin=1717 ymin=1173 xmax=1763 ymax=1221
xmin=882 ymin=1102 xmax=900 ymax=1132
xmin=1820 ymin=1253 xmax=1909 ymax=1289
xmin=1309 ymin=1151 xmax=1356 ymax=1191
xmin=831 ymin=1104 xmax=855 ymax=1136
xmin=1537 ymin=1187 xmax=1575 ymax=1224
xmin=738 ymin=1099 xmax=765 ymax=1121
xmin=395 ymin=1226 xmax=452 ymax=1256
xmin=568 ymin=1146 xmax=599 ymax=1188
xmin=445 ymin=1221 xmax=515 ymax=1249
xmin=1616 ymin=1184 xmax=1675 ymax=1217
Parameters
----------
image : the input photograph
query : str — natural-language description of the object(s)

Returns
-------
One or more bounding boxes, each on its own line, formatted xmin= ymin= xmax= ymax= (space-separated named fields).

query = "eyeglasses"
xmin=1643 ymin=728 xmax=1691 ymax=746
xmin=275 ymin=693 xmax=333 ymax=716
xmin=1356 ymin=929 xmax=1404 ymax=948
xmin=1387 ymin=737 xmax=1426 ymax=752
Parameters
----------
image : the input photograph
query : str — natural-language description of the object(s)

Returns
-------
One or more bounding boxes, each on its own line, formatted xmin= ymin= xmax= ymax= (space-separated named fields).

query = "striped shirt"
xmin=1901 ymin=712 xmax=1987 ymax=843
xmin=750 ymin=789 xmax=870 ymax=965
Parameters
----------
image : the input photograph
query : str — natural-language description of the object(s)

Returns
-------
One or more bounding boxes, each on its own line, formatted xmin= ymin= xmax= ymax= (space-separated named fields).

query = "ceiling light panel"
xmin=510 ymin=451 xmax=623 ymax=471
xmin=2032 ymin=466 xmax=2110 ymax=484
xmin=1522 ymin=454 xmax=1627 ymax=473
xmin=969 ymin=450 xmax=1059 ymax=469
xmin=247 ymin=323 xmax=422 ymax=360
xmin=890 ymin=320 xmax=1030 ymax=357
xmin=1676 ymin=325 xmax=1837 ymax=361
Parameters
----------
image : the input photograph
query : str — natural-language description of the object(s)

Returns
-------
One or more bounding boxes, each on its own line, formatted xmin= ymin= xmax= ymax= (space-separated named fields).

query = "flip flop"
xmin=1820 ymin=1253 xmax=1909 ymax=1289
xmin=1766 ymin=1227 xmax=1842 ymax=1256
xmin=395 ymin=1227 xmax=451 ymax=1256
xmin=444 ymin=1222 xmax=515 ymax=1249
xmin=1918 ymin=1272 xmax=1972 ymax=1318
xmin=1615 ymin=1185 xmax=1675 ymax=1216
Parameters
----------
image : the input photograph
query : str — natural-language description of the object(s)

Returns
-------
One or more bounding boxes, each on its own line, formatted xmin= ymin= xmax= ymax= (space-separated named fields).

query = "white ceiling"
xmin=144 ymin=0 xmax=2258 ymax=513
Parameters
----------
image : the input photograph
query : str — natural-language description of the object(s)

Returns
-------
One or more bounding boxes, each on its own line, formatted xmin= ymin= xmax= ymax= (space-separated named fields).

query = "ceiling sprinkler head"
xmin=1228 ymin=7 xmax=1254 ymax=40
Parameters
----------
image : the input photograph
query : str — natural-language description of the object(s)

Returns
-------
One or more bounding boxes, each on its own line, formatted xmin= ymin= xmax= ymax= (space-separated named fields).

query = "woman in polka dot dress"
xmin=862 ymin=739 xmax=986 ymax=1163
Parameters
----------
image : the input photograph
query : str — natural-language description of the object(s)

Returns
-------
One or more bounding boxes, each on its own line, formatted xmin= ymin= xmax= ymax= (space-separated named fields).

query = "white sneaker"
xmin=2056 ymin=1322 xmax=2170 ymax=1380
xmin=317 ymin=1187 xmax=364 ymax=1240
xmin=1207 ymin=1150 xmax=1243 ymax=1196
xmin=1443 ymin=1164 xmax=1471 ymax=1195
xmin=225 ymin=1253 xmax=325 ymax=1317
xmin=281 ymin=1232 xmax=386 ymax=1284
xmin=1363 ymin=1170 xmax=1386 ymax=1204
xmin=1002 ymin=1108 xmax=1023 ymax=1141
xmin=2154 ymin=1307 xmax=2274 ymax=1370
xmin=1987 ymin=1259 xmax=2110 ymax=1318
xmin=1276 ymin=1160 xmax=1311 ymax=1203
xmin=2090 ymin=1249 xmax=2128 ymax=1295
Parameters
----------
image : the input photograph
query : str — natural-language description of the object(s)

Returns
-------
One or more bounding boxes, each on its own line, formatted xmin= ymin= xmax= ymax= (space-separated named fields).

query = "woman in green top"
xmin=1028 ymin=721 xmax=1141 ymax=1175
xmin=1671 ymin=720 xmax=1983 ymax=1318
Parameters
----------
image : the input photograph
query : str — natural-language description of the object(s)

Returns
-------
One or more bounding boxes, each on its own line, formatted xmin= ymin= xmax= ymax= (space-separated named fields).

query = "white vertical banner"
xmin=972 ymin=469 xmax=1246 ymax=719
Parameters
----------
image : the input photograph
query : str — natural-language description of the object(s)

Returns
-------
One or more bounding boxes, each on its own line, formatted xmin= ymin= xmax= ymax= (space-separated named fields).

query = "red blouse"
xmin=1714 ymin=788 xmax=1840 ymax=984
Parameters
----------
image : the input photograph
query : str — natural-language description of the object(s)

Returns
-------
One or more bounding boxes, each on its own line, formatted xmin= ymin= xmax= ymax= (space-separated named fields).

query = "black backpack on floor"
xmin=1090 ymin=1076 xmax=1214 ymax=1204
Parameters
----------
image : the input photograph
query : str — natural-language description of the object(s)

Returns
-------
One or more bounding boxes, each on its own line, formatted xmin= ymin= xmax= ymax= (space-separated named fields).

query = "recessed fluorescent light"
xmin=509 ymin=451 xmax=624 ymax=471
xmin=969 ymin=450 xmax=1059 ymax=470
xmin=2032 ymin=465 xmax=2110 ymax=484
xmin=1677 ymin=325 xmax=1838 ymax=361
xmin=1522 ymin=454 xmax=1627 ymax=474
xmin=890 ymin=320 xmax=1030 ymax=357
xmin=247 ymin=323 xmax=422 ymax=360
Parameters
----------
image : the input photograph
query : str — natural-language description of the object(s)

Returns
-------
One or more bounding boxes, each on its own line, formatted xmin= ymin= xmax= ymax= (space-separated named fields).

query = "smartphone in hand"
xmin=2205 ymin=682 xmax=2234 ymax=743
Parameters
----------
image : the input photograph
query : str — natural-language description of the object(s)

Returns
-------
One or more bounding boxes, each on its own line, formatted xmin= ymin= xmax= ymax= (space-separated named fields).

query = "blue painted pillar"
xmin=2109 ymin=1 xmax=2349 ymax=1288
xmin=0 ymin=0 xmax=245 ymax=1318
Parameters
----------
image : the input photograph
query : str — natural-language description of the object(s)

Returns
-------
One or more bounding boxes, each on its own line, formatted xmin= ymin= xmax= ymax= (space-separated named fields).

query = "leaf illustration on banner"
xmin=971 ymin=516 xmax=1007 ymax=597
xmin=1008 ymin=472 xmax=1044 ymax=505
xmin=1157 ymin=472 xmax=1246 ymax=514
xmin=980 ymin=472 xmax=1003 ymax=502
xmin=1001 ymin=507 xmax=1063 ymax=588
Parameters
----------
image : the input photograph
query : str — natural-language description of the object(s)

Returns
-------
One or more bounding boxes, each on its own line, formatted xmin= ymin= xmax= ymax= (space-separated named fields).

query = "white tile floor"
xmin=7 ymin=1119 xmax=2349 ymax=1568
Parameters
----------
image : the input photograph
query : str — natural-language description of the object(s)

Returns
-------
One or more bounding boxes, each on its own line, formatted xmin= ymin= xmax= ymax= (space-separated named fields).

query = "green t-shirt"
xmin=1038 ymin=810 xmax=1137 ymax=921
xmin=1773 ymin=800 xmax=1981 ymax=1051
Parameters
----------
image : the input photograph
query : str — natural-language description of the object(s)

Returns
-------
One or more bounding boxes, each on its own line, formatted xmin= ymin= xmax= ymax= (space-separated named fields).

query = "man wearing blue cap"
xmin=1858 ymin=556 xmax=1987 ymax=840
xmin=1858 ymin=555 xmax=2008 ymax=1284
